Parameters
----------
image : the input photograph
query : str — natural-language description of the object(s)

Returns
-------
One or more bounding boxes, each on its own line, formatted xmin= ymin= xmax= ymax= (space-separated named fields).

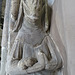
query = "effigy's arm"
xmin=45 ymin=35 xmax=62 ymax=71
xmin=11 ymin=0 xmax=20 ymax=21
xmin=26 ymin=51 xmax=45 ymax=73
xmin=10 ymin=0 xmax=24 ymax=32
xmin=45 ymin=0 xmax=53 ymax=32
xmin=12 ymin=0 xmax=24 ymax=32
xmin=10 ymin=0 xmax=20 ymax=30
xmin=9 ymin=51 xmax=45 ymax=75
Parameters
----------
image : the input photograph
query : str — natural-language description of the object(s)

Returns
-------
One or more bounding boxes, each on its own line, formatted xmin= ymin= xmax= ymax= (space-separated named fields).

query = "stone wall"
xmin=51 ymin=0 xmax=75 ymax=75
xmin=61 ymin=0 xmax=75 ymax=75
xmin=51 ymin=0 xmax=68 ymax=75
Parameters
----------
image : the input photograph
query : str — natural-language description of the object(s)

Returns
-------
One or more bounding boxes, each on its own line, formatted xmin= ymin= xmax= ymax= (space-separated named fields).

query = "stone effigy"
xmin=2 ymin=0 xmax=63 ymax=75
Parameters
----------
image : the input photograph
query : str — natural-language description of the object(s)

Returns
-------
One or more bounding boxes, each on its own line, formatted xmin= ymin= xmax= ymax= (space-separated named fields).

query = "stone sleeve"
xmin=11 ymin=0 xmax=20 ymax=21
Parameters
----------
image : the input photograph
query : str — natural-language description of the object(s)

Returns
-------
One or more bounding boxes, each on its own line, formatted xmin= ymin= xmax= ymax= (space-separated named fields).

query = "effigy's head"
xmin=25 ymin=0 xmax=45 ymax=19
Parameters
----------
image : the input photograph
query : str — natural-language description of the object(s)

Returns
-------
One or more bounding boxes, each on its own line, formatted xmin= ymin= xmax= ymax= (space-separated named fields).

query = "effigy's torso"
xmin=17 ymin=0 xmax=46 ymax=47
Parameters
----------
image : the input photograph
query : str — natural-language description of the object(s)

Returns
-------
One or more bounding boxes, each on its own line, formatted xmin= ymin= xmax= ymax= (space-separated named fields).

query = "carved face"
xmin=24 ymin=0 xmax=45 ymax=19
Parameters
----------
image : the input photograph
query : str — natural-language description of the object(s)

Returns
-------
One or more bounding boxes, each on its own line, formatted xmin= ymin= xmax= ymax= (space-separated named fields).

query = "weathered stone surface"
xmin=5 ymin=0 xmax=62 ymax=75
xmin=0 ymin=0 xmax=65 ymax=75
xmin=1 ymin=0 xmax=75 ymax=75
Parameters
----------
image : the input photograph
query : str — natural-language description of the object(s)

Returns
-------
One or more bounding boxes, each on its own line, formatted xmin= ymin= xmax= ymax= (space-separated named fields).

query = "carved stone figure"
xmin=5 ymin=0 xmax=63 ymax=75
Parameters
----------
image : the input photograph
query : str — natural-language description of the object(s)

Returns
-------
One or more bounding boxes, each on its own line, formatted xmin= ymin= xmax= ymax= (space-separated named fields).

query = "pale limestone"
xmin=1 ymin=0 xmax=63 ymax=75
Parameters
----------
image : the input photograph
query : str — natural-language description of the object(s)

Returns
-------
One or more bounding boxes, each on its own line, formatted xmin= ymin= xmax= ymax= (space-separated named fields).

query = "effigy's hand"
xmin=17 ymin=59 xmax=27 ymax=70
xmin=17 ymin=57 xmax=37 ymax=71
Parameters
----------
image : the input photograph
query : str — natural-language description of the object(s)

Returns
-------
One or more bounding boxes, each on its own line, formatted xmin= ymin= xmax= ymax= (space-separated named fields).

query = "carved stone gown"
xmin=6 ymin=0 xmax=62 ymax=75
